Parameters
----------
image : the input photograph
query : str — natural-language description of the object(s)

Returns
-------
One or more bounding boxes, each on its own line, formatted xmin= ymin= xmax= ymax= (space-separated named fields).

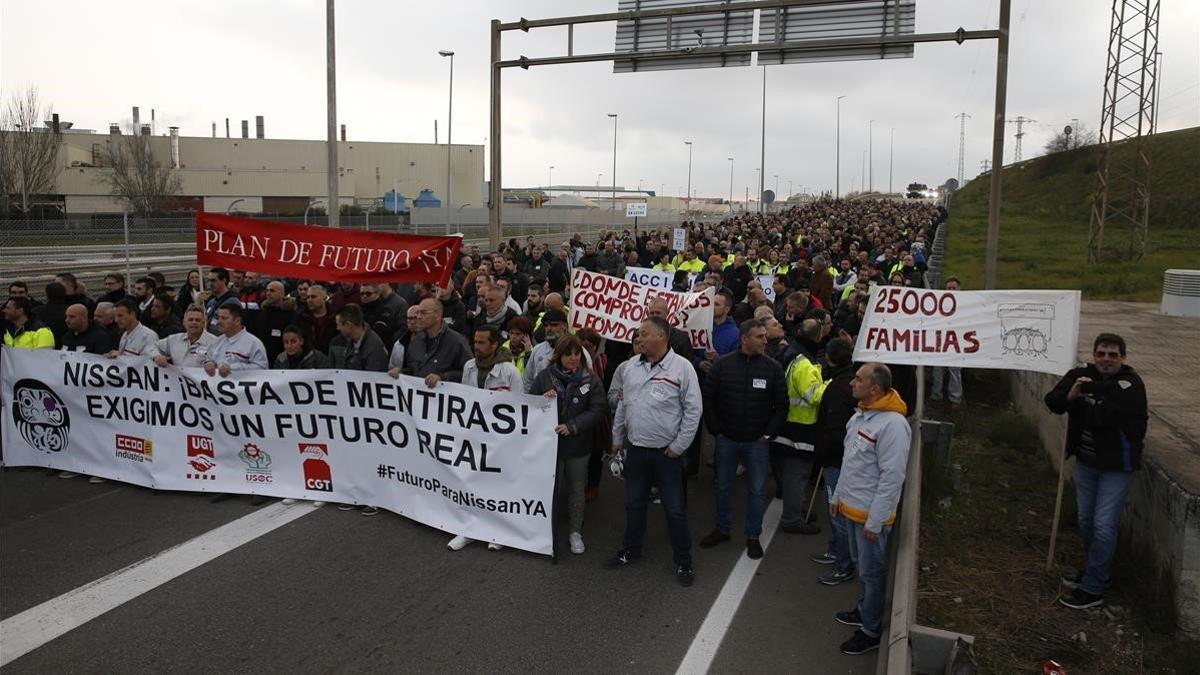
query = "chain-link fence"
xmin=1 ymin=210 xmax=714 ymax=300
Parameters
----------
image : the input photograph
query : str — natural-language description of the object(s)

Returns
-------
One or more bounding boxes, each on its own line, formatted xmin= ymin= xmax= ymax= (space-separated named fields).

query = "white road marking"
xmin=675 ymin=497 xmax=783 ymax=675
xmin=0 ymin=501 xmax=316 ymax=666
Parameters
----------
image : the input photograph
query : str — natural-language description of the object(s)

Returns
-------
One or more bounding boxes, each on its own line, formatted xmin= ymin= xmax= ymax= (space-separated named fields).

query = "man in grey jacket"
xmin=604 ymin=316 xmax=703 ymax=587
xmin=332 ymin=304 xmax=389 ymax=372
xmin=831 ymin=362 xmax=911 ymax=656
xmin=401 ymin=298 xmax=471 ymax=388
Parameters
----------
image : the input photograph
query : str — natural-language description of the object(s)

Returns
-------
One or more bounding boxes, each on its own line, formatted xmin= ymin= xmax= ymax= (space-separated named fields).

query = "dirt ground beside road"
xmin=916 ymin=370 xmax=1199 ymax=674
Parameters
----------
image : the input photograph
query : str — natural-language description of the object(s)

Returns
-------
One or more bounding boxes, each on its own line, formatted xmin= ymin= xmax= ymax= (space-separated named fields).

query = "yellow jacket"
xmin=785 ymin=351 xmax=827 ymax=424
xmin=4 ymin=322 xmax=55 ymax=349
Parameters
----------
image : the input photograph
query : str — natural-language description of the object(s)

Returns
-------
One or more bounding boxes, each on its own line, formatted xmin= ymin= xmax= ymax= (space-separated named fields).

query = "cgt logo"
xmin=115 ymin=434 xmax=153 ymax=462
xmin=186 ymin=435 xmax=217 ymax=480
xmin=299 ymin=443 xmax=333 ymax=492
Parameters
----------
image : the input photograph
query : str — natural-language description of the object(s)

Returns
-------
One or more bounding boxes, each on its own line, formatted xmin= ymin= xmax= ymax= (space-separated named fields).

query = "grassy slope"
xmin=944 ymin=126 xmax=1200 ymax=300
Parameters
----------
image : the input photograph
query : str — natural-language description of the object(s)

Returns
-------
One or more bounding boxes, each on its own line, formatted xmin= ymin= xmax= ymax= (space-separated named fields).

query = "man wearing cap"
xmin=523 ymin=308 xmax=571 ymax=392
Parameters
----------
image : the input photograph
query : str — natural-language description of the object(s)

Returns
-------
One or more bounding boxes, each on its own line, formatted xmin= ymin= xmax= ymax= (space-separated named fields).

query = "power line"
xmin=955 ymin=112 xmax=971 ymax=185
xmin=1006 ymin=115 xmax=1036 ymax=162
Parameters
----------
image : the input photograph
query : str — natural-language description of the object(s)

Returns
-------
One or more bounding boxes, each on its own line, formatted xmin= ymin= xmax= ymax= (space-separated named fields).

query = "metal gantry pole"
xmin=868 ymin=119 xmax=874 ymax=192
xmin=440 ymin=50 xmax=455 ymax=234
xmin=685 ymin=140 xmax=693 ymax=216
xmin=984 ymin=0 xmax=1012 ymax=289
xmin=836 ymin=95 xmax=845 ymax=198
xmin=728 ymin=157 xmax=734 ymax=212
xmin=889 ymin=127 xmax=894 ymax=194
xmin=325 ymin=0 xmax=340 ymax=227
xmin=609 ymin=113 xmax=618 ymax=227
xmin=759 ymin=65 xmax=767 ymax=213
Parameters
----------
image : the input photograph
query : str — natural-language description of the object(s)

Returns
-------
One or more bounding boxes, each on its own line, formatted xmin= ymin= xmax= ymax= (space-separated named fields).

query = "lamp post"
xmin=597 ymin=173 xmax=603 ymax=188
xmin=548 ymin=165 xmax=554 ymax=193
xmin=607 ymin=113 xmax=618 ymax=226
xmin=325 ymin=0 xmax=339 ymax=227
xmin=684 ymin=140 xmax=693 ymax=215
xmin=889 ymin=127 xmax=895 ymax=195
xmin=438 ymin=49 xmax=455 ymax=234
xmin=868 ymin=119 xmax=874 ymax=193
xmin=727 ymin=157 xmax=734 ymax=213
xmin=835 ymin=95 xmax=846 ymax=198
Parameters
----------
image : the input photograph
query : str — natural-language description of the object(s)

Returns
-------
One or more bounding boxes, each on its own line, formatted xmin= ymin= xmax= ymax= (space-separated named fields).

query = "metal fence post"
xmin=122 ymin=211 xmax=132 ymax=283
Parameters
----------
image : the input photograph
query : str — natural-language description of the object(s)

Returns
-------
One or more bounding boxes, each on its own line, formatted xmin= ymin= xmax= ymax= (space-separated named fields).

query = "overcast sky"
xmin=2 ymin=0 xmax=1197 ymax=199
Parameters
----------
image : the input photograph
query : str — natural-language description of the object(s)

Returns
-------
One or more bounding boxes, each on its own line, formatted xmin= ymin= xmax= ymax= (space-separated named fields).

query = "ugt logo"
xmin=186 ymin=435 xmax=217 ymax=480
xmin=299 ymin=443 xmax=333 ymax=492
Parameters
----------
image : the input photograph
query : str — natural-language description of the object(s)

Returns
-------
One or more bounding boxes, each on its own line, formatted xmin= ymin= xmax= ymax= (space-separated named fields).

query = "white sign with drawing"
xmin=673 ymin=227 xmax=687 ymax=251
xmin=852 ymin=287 xmax=1081 ymax=375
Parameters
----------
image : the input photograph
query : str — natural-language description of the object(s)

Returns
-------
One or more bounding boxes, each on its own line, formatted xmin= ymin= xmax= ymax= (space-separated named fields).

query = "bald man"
xmin=256 ymin=280 xmax=298 ymax=364
xmin=61 ymin=303 xmax=113 ymax=354
xmin=398 ymin=298 xmax=471 ymax=388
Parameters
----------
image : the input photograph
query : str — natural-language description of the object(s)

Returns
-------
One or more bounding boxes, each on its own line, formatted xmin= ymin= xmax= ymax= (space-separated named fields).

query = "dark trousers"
xmin=622 ymin=444 xmax=693 ymax=567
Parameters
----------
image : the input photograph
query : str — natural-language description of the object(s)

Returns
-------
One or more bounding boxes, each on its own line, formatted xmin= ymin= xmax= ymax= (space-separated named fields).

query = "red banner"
xmin=195 ymin=213 xmax=461 ymax=286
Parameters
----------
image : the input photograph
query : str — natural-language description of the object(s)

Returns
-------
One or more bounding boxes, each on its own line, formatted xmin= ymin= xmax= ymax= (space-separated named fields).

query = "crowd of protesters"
xmin=5 ymin=197 xmax=979 ymax=655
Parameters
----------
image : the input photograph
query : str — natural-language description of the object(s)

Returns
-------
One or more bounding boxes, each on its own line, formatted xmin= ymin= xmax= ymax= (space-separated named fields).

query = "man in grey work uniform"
xmin=604 ymin=316 xmax=703 ymax=587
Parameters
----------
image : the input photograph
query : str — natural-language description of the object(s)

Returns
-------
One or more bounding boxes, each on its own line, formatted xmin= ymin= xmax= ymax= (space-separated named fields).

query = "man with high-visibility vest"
xmin=774 ymin=318 xmax=828 ymax=533
xmin=3 ymin=297 xmax=55 ymax=349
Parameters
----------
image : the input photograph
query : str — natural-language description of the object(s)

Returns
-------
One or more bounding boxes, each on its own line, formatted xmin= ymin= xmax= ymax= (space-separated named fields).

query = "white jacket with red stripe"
xmin=831 ymin=389 xmax=911 ymax=533
xmin=612 ymin=350 xmax=702 ymax=455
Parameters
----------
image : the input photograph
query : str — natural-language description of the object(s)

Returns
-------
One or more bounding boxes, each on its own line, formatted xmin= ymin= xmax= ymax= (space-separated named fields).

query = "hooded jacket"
xmin=833 ymin=389 xmax=911 ymax=533
xmin=1044 ymin=363 xmax=1148 ymax=471
xmin=814 ymin=362 xmax=857 ymax=468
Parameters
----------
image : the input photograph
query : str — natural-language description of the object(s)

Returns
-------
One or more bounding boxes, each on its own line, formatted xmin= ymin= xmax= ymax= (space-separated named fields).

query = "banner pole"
xmin=1045 ymin=446 xmax=1068 ymax=572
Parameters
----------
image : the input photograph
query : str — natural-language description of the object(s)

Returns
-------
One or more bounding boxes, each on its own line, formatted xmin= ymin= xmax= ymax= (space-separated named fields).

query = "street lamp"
xmin=868 ymin=119 xmax=874 ymax=193
xmin=607 ymin=113 xmax=618 ymax=226
xmin=548 ymin=165 xmax=554 ymax=193
xmin=836 ymin=95 xmax=846 ymax=198
xmin=727 ymin=157 xmax=734 ymax=213
xmin=438 ymin=49 xmax=455 ymax=234
xmin=889 ymin=127 xmax=895 ymax=194
xmin=684 ymin=141 xmax=693 ymax=215
xmin=597 ymin=173 xmax=603 ymax=188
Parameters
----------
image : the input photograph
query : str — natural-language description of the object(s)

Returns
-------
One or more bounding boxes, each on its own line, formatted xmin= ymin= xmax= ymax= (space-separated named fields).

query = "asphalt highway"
xmin=0 ymin=462 xmax=876 ymax=674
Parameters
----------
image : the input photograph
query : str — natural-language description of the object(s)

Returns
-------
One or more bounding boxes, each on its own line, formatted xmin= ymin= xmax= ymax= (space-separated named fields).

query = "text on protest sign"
xmin=625 ymin=202 xmax=648 ymax=218
xmin=1 ymin=348 xmax=557 ymax=555
xmin=569 ymin=268 xmax=714 ymax=350
xmin=196 ymin=212 xmax=462 ymax=285
xmin=852 ymin=286 xmax=1081 ymax=375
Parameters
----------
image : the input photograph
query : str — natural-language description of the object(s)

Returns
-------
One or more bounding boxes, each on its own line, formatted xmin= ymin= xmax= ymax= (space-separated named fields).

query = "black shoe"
xmin=840 ymin=630 xmax=880 ymax=655
xmin=819 ymin=568 xmax=855 ymax=586
xmin=676 ymin=565 xmax=695 ymax=587
xmin=780 ymin=523 xmax=821 ymax=535
xmin=699 ymin=529 xmax=731 ymax=548
xmin=834 ymin=609 xmax=863 ymax=627
xmin=603 ymin=549 xmax=637 ymax=570
xmin=1061 ymin=570 xmax=1110 ymax=591
xmin=746 ymin=538 xmax=764 ymax=559
xmin=810 ymin=551 xmax=837 ymax=565
xmin=1059 ymin=588 xmax=1104 ymax=610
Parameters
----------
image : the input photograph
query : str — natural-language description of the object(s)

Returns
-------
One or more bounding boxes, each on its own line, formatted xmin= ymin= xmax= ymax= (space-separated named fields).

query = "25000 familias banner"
xmin=1 ymin=347 xmax=558 ymax=555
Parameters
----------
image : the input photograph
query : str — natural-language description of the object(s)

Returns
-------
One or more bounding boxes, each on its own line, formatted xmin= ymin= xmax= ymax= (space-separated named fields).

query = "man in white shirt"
xmin=154 ymin=305 xmax=216 ymax=369
xmin=203 ymin=302 xmax=268 ymax=376
xmin=106 ymin=298 xmax=160 ymax=363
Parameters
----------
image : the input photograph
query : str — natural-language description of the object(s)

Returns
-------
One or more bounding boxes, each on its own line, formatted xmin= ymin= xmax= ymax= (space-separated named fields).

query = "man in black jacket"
xmin=1045 ymin=332 xmax=1148 ymax=610
xmin=699 ymin=318 xmax=788 ymax=560
xmin=257 ymin=281 xmax=299 ymax=364
xmin=810 ymin=337 xmax=858 ymax=584
xmin=360 ymin=282 xmax=407 ymax=348
xmin=331 ymin=304 xmax=389 ymax=372
xmin=61 ymin=303 xmax=113 ymax=354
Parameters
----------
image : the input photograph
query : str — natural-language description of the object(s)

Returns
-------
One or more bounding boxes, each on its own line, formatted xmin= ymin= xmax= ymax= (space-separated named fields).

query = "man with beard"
xmin=147 ymin=294 xmax=183 ymax=338
xmin=360 ymin=282 xmax=408 ymax=348
xmin=471 ymin=287 xmax=517 ymax=338
xmin=60 ymin=303 xmax=111 ymax=354
xmin=298 ymin=284 xmax=339 ymax=354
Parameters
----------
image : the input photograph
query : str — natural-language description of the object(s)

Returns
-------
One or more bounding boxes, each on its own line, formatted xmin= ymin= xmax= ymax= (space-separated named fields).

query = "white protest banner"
xmin=625 ymin=266 xmax=674 ymax=290
xmin=570 ymin=268 xmax=714 ymax=350
xmin=0 ymin=348 xmax=558 ymax=555
xmin=852 ymin=287 xmax=1081 ymax=375
xmin=625 ymin=202 xmax=648 ymax=218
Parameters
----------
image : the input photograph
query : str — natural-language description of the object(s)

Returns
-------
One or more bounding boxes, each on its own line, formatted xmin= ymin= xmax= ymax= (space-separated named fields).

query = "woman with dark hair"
xmin=175 ymin=269 xmax=202 ymax=318
xmin=272 ymin=325 xmax=331 ymax=370
xmin=529 ymin=334 xmax=607 ymax=555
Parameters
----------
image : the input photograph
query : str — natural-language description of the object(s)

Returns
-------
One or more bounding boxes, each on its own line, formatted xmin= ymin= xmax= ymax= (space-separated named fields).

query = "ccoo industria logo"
xmin=11 ymin=379 xmax=70 ymax=453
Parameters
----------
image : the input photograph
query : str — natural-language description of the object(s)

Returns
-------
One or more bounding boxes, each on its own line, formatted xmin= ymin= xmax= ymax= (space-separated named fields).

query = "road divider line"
xmin=0 ymin=501 xmax=316 ymax=666
xmin=675 ymin=497 xmax=783 ymax=675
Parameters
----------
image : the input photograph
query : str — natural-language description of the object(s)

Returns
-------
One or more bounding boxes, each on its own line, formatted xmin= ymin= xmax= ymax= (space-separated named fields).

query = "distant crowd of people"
xmin=4 ymin=198 xmax=985 ymax=655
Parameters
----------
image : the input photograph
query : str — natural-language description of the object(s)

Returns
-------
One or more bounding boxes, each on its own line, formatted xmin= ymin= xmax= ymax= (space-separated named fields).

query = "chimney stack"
xmin=169 ymin=127 xmax=180 ymax=169
xmin=51 ymin=113 xmax=60 ymax=135
xmin=109 ymin=123 xmax=120 ymax=135
xmin=255 ymin=115 xmax=264 ymax=139
xmin=140 ymin=124 xmax=151 ymax=136
xmin=340 ymin=124 xmax=346 ymax=142
xmin=212 ymin=122 xmax=216 ymax=138
xmin=241 ymin=120 xmax=249 ymax=139
xmin=225 ymin=118 xmax=230 ymax=138
xmin=132 ymin=106 xmax=140 ymax=127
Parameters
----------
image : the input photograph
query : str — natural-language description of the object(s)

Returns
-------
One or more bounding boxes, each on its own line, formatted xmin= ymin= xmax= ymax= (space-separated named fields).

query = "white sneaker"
xmin=88 ymin=476 xmax=106 ymax=484
xmin=281 ymin=498 xmax=298 ymax=505
xmin=569 ymin=532 xmax=585 ymax=554
xmin=447 ymin=534 xmax=473 ymax=551
xmin=488 ymin=543 xmax=504 ymax=551
xmin=311 ymin=501 xmax=326 ymax=507
xmin=58 ymin=471 xmax=79 ymax=479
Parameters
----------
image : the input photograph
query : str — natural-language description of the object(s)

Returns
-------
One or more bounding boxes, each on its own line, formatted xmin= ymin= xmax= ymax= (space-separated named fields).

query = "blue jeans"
xmin=623 ymin=444 xmax=693 ymax=567
xmin=824 ymin=467 xmax=853 ymax=573
xmin=714 ymin=437 xmax=770 ymax=538
xmin=1074 ymin=460 xmax=1134 ymax=595
xmin=846 ymin=520 xmax=891 ymax=638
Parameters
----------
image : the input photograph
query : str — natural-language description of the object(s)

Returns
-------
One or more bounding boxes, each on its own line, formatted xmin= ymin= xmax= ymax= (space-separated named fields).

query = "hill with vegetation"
xmin=943 ymin=126 xmax=1199 ymax=300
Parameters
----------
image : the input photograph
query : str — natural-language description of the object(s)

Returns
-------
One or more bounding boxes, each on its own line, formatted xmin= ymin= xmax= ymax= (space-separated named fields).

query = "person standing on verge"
xmin=930 ymin=276 xmax=964 ymax=411
xmin=1045 ymin=333 xmax=1147 ymax=610
xmin=604 ymin=317 xmax=702 ymax=587
xmin=699 ymin=318 xmax=788 ymax=560
xmin=832 ymin=362 xmax=910 ymax=656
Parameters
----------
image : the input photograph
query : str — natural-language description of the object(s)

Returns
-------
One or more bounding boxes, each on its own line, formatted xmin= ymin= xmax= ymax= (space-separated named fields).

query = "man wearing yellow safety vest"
xmin=3 ymin=297 xmax=56 ymax=349
xmin=773 ymin=318 xmax=828 ymax=533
